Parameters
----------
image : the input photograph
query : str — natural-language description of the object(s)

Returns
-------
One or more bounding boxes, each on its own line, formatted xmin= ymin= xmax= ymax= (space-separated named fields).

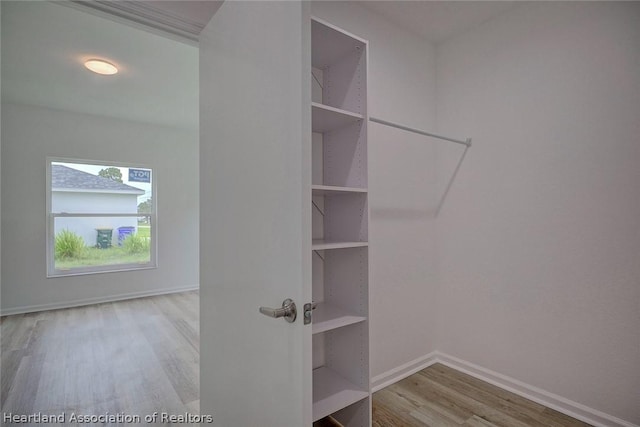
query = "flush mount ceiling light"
xmin=84 ymin=59 xmax=118 ymax=75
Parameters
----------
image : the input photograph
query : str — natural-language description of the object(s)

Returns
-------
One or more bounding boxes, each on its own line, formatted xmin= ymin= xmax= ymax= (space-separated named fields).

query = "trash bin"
xmin=117 ymin=226 xmax=136 ymax=246
xmin=96 ymin=228 xmax=113 ymax=249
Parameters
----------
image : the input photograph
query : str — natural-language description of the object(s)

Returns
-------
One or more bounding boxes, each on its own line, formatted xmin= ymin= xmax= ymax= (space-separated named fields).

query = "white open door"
xmin=199 ymin=2 xmax=312 ymax=426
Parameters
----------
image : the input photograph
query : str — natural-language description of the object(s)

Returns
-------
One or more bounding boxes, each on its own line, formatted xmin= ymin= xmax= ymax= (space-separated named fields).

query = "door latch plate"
xmin=303 ymin=302 xmax=317 ymax=325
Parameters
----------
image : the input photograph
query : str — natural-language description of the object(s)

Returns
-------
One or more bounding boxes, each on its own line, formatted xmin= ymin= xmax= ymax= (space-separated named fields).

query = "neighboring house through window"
xmin=47 ymin=159 xmax=156 ymax=277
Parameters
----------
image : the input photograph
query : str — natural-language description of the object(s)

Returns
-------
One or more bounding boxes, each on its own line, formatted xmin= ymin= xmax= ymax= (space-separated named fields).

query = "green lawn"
xmin=55 ymin=245 xmax=150 ymax=270
xmin=137 ymin=225 xmax=151 ymax=238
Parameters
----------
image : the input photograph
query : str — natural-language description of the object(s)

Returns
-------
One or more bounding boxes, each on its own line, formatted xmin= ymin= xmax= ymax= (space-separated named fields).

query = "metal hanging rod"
xmin=369 ymin=116 xmax=472 ymax=147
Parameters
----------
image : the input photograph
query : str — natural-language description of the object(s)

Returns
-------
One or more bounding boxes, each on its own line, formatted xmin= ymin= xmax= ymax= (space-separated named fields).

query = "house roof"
xmin=52 ymin=164 xmax=145 ymax=194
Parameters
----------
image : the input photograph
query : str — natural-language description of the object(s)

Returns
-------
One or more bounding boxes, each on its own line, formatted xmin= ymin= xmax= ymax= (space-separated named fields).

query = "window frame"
xmin=46 ymin=157 xmax=157 ymax=278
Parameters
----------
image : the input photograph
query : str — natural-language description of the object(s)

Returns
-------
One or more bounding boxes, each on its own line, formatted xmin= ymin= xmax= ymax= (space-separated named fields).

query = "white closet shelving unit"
xmin=310 ymin=17 xmax=370 ymax=426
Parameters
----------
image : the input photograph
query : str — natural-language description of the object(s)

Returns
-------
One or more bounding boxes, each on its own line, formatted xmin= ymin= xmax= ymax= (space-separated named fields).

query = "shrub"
xmin=122 ymin=233 xmax=150 ymax=254
xmin=55 ymin=229 xmax=86 ymax=259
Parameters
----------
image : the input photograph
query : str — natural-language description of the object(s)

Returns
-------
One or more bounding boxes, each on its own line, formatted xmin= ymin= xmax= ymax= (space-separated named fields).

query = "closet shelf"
xmin=312 ymin=240 xmax=368 ymax=251
xmin=312 ymin=18 xmax=366 ymax=69
xmin=312 ymin=102 xmax=363 ymax=133
xmin=312 ymin=303 xmax=366 ymax=334
xmin=312 ymin=185 xmax=367 ymax=195
xmin=313 ymin=367 xmax=369 ymax=422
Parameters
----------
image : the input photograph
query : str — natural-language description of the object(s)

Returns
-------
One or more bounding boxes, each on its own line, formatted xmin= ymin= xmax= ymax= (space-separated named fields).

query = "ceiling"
xmin=360 ymin=1 xmax=520 ymax=45
xmin=1 ymin=1 xmax=199 ymax=130
xmin=1 ymin=1 xmax=519 ymax=132
xmin=138 ymin=1 xmax=222 ymax=28
xmin=130 ymin=1 xmax=520 ymax=45
xmin=73 ymin=0 xmax=223 ymax=42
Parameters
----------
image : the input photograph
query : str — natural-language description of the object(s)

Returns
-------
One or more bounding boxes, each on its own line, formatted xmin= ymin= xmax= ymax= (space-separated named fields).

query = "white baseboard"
xmin=0 ymin=284 xmax=199 ymax=316
xmin=371 ymin=351 xmax=439 ymax=392
xmin=371 ymin=351 xmax=638 ymax=427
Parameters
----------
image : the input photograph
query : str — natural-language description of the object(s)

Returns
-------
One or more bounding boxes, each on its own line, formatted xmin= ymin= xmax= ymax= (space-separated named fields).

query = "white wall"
xmin=1 ymin=103 xmax=199 ymax=314
xmin=435 ymin=2 xmax=640 ymax=424
xmin=311 ymin=1 xmax=439 ymax=383
xmin=52 ymin=191 xmax=139 ymax=246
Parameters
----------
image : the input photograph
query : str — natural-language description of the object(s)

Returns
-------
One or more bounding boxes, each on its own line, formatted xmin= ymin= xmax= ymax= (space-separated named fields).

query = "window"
xmin=47 ymin=158 xmax=156 ymax=277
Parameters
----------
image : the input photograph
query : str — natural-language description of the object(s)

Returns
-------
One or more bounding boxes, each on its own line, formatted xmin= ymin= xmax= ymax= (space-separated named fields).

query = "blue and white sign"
xmin=129 ymin=168 xmax=151 ymax=183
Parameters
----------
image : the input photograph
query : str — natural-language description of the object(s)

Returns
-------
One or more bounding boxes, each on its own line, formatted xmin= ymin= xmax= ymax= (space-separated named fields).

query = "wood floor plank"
xmin=425 ymin=364 xmax=547 ymax=414
xmin=110 ymin=298 xmax=191 ymax=418
xmin=0 ymin=314 xmax=26 ymax=350
xmin=373 ymin=402 xmax=405 ymax=427
xmin=373 ymin=363 xmax=594 ymax=427
xmin=0 ymin=348 xmax=26 ymax=408
xmin=420 ymin=368 xmax=552 ymax=427
xmin=419 ymin=399 xmax=469 ymax=424
xmin=463 ymin=415 xmax=501 ymax=427
xmin=171 ymin=317 xmax=200 ymax=353
xmin=394 ymin=371 xmax=478 ymax=421
xmin=32 ymin=309 xmax=75 ymax=414
xmin=409 ymin=406 xmax=462 ymax=427
xmin=1 ymin=352 xmax=46 ymax=416
xmin=540 ymin=408 xmax=594 ymax=427
xmin=410 ymin=375 xmax=534 ymax=427
xmin=374 ymin=388 xmax=430 ymax=426
xmin=153 ymin=342 xmax=200 ymax=405
xmin=420 ymin=366 xmax=590 ymax=427
xmin=1 ymin=291 xmax=200 ymax=422
xmin=186 ymin=399 xmax=200 ymax=414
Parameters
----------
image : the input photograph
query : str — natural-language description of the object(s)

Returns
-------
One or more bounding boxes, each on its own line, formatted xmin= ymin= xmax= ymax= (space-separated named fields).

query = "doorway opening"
xmin=1 ymin=1 xmax=200 ymax=420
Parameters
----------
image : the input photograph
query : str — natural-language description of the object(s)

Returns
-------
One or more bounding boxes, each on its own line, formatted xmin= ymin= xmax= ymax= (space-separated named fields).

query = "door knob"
xmin=259 ymin=298 xmax=297 ymax=323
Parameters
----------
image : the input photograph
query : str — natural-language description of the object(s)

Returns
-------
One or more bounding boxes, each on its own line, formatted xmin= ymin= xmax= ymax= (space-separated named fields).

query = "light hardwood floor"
xmin=373 ymin=363 xmax=593 ymax=427
xmin=1 ymin=291 xmax=199 ymax=424
xmin=3 ymin=294 xmax=593 ymax=427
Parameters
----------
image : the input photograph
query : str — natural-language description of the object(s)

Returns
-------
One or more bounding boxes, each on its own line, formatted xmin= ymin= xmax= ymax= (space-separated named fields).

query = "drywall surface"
xmin=1 ymin=103 xmax=199 ymax=313
xmin=311 ymin=1 xmax=439 ymax=382
xmin=436 ymin=2 xmax=640 ymax=423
